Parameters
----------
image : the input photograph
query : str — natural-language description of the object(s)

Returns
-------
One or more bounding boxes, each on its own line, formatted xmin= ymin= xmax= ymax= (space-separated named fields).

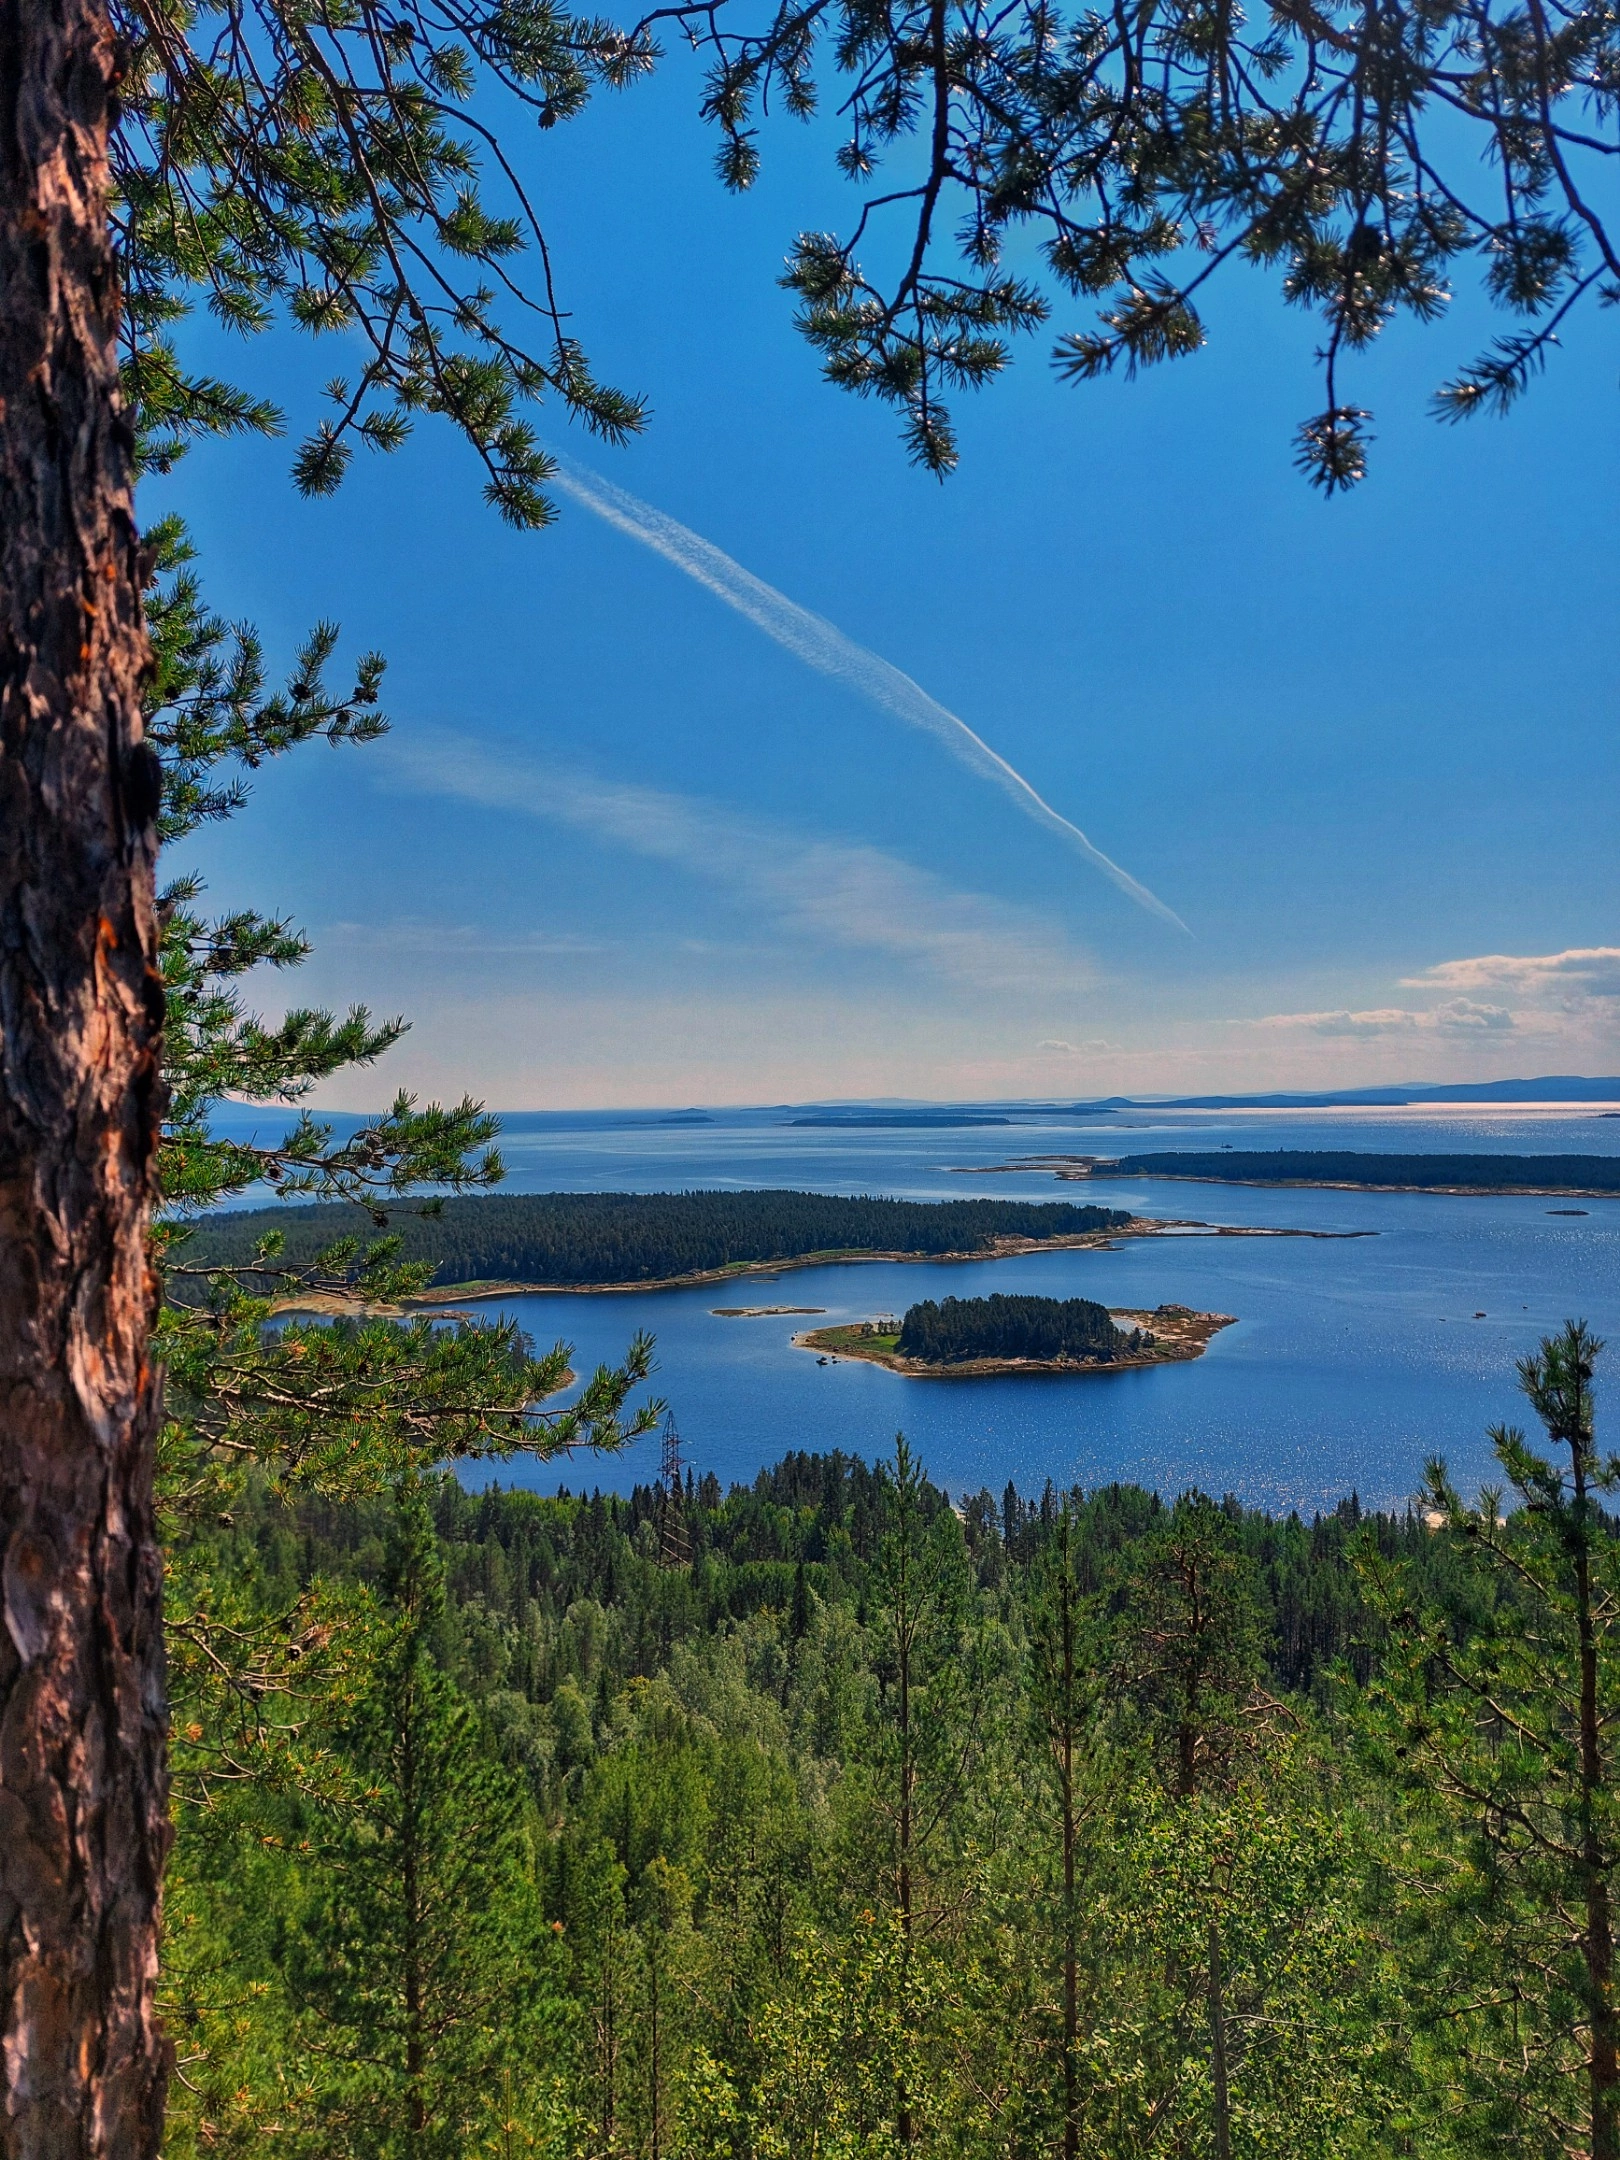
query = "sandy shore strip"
xmin=403 ymin=1215 xmax=1362 ymax=1301
xmin=265 ymin=1216 xmax=1362 ymax=1316
xmin=712 ymin=1305 xmax=827 ymax=1317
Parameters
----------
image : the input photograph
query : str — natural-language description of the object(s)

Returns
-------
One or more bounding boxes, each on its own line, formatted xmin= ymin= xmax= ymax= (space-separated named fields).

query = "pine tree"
xmin=5 ymin=0 xmax=656 ymax=2120
xmin=285 ymin=1486 xmax=564 ymax=2158
xmin=860 ymin=1435 xmax=977 ymax=2149
xmin=0 ymin=4 xmax=169 ymax=2139
xmin=7 ymin=0 xmax=1612 ymax=2121
xmin=1024 ymin=1504 xmax=1108 ymax=2160
xmin=1368 ymin=1321 xmax=1620 ymax=2156
xmin=1112 ymin=1496 xmax=1268 ymax=2156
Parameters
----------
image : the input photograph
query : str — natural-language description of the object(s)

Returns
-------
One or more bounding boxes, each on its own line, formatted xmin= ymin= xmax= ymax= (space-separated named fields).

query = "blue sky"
xmin=158 ymin=58 xmax=1620 ymax=1107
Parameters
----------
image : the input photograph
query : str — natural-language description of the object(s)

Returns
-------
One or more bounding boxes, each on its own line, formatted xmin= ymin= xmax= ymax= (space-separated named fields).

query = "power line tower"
xmin=657 ymin=1410 xmax=690 ymax=1569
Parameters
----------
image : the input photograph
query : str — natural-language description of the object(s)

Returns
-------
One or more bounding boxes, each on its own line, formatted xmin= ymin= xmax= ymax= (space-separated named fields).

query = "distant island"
xmin=1036 ymin=1151 xmax=1620 ymax=1195
xmin=765 ymin=1076 xmax=1620 ymax=1122
xmin=799 ymin=1293 xmax=1236 ymax=1375
xmin=788 ymin=1113 xmax=1016 ymax=1128
xmin=183 ymin=1189 xmax=1140 ymax=1300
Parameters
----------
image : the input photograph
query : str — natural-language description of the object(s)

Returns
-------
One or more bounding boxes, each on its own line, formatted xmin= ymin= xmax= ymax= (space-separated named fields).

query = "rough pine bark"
xmin=0 ymin=0 xmax=169 ymax=2149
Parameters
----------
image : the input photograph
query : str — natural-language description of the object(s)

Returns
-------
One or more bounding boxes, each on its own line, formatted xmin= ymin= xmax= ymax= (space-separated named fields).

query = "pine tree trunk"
xmin=0 ymin=0 xmax=168 ymax=2149
xmin=1207 ymin=1921 xmax=1232 ymax=2160
xmin=1059 ymin=1571 xmax=1078 ymax=2160
xmin=647 ymin=1937 xmax=661 ymax=2160
xmin=896 ymin=1579 xmax=914 ymax=2149
xmin=1571 ymin=1441 xmax=1618 ymax=2158
xmin=893 ymin=1460 xmax=915 ymax=2150
xmin=401 ymin=1668 xmax=426 ymax=2151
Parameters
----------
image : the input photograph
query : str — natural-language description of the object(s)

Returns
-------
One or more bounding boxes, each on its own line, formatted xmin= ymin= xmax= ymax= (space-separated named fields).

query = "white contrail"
xmin=550 ymin=455 xmax=1189 ymax=934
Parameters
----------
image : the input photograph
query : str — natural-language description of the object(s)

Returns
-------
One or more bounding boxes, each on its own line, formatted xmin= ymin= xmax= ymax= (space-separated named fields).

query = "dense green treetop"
xmin=181 ymin=1189 xmax=1135 ymax=1289
xmin=897 ymin=1292 xmax=1128 ymax=1362
xmin=167 ymin=1353 xmax=1620 ymax=2159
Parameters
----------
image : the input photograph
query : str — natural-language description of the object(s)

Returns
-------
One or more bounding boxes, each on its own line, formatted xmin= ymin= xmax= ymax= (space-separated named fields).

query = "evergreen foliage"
xmin=107 ymin=0 xmax=1620 ymax=558
xmin=285 ymin=1489 xmax=564 ymax=2157
xmin=184 ymin=1191 xmax=1134 ymax=1290
xmin=159 ymin=1437 xmax=1528 ymax=2155
xmin=898 ymin=1292 xmax=1127 ymax=1363
xmin=1365 ymin=1322 xmax=1620 ymax=2157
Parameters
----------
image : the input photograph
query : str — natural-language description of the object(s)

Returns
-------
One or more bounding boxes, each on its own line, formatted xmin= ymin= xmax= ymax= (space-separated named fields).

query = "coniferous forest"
xmin=122 ymin=263 xmax=1620 ymax=2160
xmin=896 ymin=1293 xmax=1128 ymax=1363
xmin=165 ymin=1378 xmax=1620 ymax=2160
xmin=184 ymin=1192 xmax=1136 ymax=1291
xmin=1108 ymin=1152 xmax=1620 ymax=1192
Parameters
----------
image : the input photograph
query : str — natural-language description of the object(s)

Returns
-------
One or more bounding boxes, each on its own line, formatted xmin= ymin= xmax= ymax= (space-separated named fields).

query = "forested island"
xmin=902 ymin=1292 xmax=1127 ymax=1362
xmin=1060 ymin=1150 xmax=1620 ymax=1193
xmin=800 ymin=1293 xmax=1235 ymax=1373
xmin=180 ymin=1189 xmax=1137 ymax=1296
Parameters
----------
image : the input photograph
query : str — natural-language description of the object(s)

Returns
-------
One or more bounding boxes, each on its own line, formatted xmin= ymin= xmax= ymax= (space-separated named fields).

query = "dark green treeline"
xmin=1111 ymin=1150 xmax=1620 ymax=1191
xmin=181 ymin=1190 xmax=1133 ymax=1290
xmin=897 ymin=1295 xmax=1129 ymax=1364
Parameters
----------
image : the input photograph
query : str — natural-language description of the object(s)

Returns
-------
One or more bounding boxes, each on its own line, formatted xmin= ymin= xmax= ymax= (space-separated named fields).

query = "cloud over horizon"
xmin=1402 ymin=947 xmax=1620 ymax=1001
xmin=1255 ymin=998 xmax=1516 ymax=1039
xmin=1254 ymin=945 xmax=1620 ymax=1048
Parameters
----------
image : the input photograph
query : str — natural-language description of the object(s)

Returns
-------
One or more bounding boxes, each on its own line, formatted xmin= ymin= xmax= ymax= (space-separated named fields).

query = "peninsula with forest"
xmin=984 ymin=1150 xmax=1620 ymax=1195
xmin=184 ymin=1189 xmax=1143 ymax=1300
xmin=799 ymin=1293 xmax=1236 ymax=1375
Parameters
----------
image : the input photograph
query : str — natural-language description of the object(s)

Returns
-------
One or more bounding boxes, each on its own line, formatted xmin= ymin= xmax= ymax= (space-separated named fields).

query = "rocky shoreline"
xmin=794 ymin=1305 xmax=1237 ymax=1378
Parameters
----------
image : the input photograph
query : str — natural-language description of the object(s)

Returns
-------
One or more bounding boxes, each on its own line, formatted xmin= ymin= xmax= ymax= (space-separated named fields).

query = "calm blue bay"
xmin=395 ymin=1102 xmax=1620 ymax=1515
xmin=211 ymin=1099 xmax=1620 ymax=1512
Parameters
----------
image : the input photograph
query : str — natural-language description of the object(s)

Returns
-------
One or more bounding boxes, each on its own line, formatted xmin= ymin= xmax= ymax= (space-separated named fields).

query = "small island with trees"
xmin=798 ymin=1292 xmax=1236 ymax=1376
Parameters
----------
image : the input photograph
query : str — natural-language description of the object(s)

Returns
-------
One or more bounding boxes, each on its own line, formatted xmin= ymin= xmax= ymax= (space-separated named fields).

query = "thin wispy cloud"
xmin=549 ymin=455 xmax=1189 ymax=935
xmin=385 ymin=731 xmax=1095 ymax=996
xmin=322 ymin=920 xmax=610 ymax=957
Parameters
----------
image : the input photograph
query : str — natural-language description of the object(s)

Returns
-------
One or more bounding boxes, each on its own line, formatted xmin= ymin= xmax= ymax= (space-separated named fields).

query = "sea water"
xmin=359 ymin=1101 xmax=1620 ymax=1515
